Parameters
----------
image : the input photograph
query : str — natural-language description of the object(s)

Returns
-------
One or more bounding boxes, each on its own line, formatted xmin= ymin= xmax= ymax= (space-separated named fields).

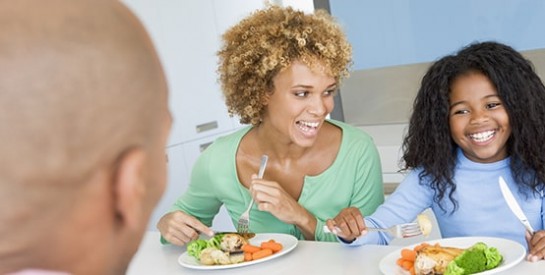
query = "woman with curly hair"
xmin=328 ymin=41 xmax=545 ymax=260
xmin=157 ymin=5 xmax=385 ymax=244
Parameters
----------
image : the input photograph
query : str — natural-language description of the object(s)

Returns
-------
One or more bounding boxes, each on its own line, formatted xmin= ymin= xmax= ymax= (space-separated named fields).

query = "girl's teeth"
xmin=469 ymin=130 xmax=495 ymax=142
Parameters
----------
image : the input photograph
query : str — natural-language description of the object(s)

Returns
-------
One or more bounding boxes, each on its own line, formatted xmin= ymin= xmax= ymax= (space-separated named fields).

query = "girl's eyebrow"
xmin=484 ymin=94 xmax=501 ymax=100
xmin=449 ymin=101 xmax=464 ymax=109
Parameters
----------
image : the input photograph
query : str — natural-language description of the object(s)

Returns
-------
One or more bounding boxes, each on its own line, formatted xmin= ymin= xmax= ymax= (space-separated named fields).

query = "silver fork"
xmin=237 ymin=154 xmax=268 ymax=233
xmin=323 ymin=222 xmax=422 ymax=239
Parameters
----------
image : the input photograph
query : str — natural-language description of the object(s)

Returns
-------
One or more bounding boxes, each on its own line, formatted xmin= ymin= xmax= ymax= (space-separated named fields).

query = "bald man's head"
xmin=0 ymin=0 xmax=167 ymax=186
xmin=0 ymin=0 xmax=170 ymax=273
xmin=0 ymin=0 xmax=169 ymax=235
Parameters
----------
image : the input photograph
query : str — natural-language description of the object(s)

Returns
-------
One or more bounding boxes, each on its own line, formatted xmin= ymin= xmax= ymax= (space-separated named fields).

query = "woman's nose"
xmin=307 ymin=97 xmax=328 ymax=116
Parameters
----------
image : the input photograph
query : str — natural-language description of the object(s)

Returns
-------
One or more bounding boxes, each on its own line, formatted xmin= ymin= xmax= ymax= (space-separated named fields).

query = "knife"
xmin=498 ymin=176 xmax=535 ymax=234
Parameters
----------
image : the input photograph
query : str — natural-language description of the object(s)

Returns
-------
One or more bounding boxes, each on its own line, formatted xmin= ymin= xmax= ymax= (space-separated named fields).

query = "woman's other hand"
xmin=156 ymin=210 xmax=213 ymax=246
xmin=326 ymin=207 xmax=366 ymax=242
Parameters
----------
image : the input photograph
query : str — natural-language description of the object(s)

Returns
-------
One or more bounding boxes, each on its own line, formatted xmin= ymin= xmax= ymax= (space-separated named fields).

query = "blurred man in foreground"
xmin=0 ymin=0 xmax=171 ymax=274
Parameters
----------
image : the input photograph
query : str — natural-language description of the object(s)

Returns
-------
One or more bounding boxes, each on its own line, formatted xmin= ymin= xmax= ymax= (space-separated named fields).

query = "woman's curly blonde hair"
xmin=217 ymin=5 xmax=352 ymax=125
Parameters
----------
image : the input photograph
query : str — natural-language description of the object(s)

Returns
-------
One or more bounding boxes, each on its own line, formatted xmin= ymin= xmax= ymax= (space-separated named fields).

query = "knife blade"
xmin=498 ymin=176 xmax=535 ymax=234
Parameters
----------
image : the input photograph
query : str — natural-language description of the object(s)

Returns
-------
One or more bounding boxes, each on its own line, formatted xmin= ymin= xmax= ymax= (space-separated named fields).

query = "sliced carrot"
xmin=401 ymin=260 xmax=414 ymax=270
xmin=241 ymin=244 xmax=262 ymax=253
xmin=261 ymin=241 xmax=283 ymax=253
xmin=400 ymin=248 xmax=416 ymax=262
xmin=244 ymin=252 xmax=253 ymax=261
xmin=396 ymin=258 xmax=405 ymax=267
xmin=252 ymin=248 xmax=273 ymax=260
xmin=409 ymin=266 xmax=415 ymax=275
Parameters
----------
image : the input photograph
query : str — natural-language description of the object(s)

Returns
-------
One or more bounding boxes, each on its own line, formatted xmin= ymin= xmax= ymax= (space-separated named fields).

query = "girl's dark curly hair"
xmin=402 ymin=41 xmax=545 ymax=212
xmin=217 ymin=5 xmax=352 ymax=125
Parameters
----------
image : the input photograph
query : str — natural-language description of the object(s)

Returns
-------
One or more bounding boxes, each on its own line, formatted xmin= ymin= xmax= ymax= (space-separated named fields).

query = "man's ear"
xmin=114 ymin=148 xmax=147 ymax=230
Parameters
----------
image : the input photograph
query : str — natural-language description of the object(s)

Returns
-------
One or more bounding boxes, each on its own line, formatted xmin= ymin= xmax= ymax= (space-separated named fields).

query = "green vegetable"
xmin=445 ymin=242 xmax=503 ymax=275
xmin=207 ymin=233 xmax=225 ymax=249
xmin=484 ymin=246 xmax=502 ymax=269
xmin=186 ymin=233 xmax=226 ymax=260
xmin=187 ymin=239 xmax=208 ymax=260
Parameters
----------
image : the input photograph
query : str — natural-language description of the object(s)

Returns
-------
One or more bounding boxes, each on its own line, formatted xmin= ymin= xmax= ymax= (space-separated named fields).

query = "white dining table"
xmin=127 ymin=231 xmax=545 ymax=275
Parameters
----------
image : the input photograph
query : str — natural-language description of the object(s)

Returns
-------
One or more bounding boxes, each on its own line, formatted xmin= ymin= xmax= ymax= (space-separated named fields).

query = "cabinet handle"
xmin=199 ymin=141 xmax=213 ymax=152
xmin=196 ymin=121 xmax=218 ymax=133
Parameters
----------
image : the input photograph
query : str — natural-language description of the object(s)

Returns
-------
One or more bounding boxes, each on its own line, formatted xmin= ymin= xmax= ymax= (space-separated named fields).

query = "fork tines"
xmin=400 ymin=223 xmax=422 ymax=238
xmin=237 ymin=219 xmax=249 ymax=234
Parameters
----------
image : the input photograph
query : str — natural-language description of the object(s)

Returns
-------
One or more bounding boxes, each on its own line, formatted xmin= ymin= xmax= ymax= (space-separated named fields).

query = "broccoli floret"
xmin=207 ymin=233 xmax=225 ymax=249
xmin=187 ymin=239 xmax=208 ymax=260
xmin=445 ymin=242 xmax=503 ymax=275
xmin=484 ymin=246 xmax=503 ymax=270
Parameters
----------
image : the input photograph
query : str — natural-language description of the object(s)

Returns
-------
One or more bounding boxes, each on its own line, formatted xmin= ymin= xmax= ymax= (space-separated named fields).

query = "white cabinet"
xmin=124 ymin=0 xmax=235 ymax=147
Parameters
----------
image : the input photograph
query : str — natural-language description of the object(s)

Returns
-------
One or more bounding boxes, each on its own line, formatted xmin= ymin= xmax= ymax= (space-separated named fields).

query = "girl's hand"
xmin=249 ymin=176 xmax=315 ymax=237
xmin=156 ymin=210 xmax=214 ymax=246
xmin=526 ymin=230 xmax=545 ymax=262
xmin=326 ymin=207 xmax=366 ymax=242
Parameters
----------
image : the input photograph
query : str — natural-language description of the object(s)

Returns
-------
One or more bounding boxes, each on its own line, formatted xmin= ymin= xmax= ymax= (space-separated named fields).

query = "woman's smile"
xmin=296 ymin=120 xmax=321 ymax=136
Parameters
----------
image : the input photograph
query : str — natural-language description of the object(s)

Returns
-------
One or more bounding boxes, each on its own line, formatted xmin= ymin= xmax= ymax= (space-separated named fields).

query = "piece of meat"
xmin=220 ymin=233 xmax=248 ymax=252
xmin=414 ymin=246 xmax=464 ymax=275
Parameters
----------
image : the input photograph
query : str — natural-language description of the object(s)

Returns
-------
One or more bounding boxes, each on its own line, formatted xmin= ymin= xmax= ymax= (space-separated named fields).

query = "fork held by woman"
xmin=237 ymin=155 xmax=268 ymax=233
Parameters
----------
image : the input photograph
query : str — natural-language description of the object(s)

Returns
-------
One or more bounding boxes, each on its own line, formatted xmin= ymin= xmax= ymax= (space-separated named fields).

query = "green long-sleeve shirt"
xmin=168 ymin=119 xmax=384 ymax=242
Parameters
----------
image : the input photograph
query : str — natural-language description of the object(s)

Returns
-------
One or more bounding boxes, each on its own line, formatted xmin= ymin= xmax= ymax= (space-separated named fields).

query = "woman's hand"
xmin=326 ymin=207 xmax=366 ymax=242
xmin=156 ymin=210 xmax=213 ymax=246
xmin=249 ymin=176 xmax=316 ymax=238
xmin=526 ymin=230 xmax=545 ymax=261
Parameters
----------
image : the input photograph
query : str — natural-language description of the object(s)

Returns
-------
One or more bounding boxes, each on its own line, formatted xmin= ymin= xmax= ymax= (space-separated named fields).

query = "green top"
xmin=167 ymin=119 xmax=384 ymax=242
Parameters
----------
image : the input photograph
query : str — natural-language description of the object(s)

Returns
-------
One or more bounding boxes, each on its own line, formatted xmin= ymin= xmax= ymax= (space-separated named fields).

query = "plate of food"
xmin=379 ymin=236 xmax=525 ymax=275
xmin=178 ymin=233 xmax=298 ymax=270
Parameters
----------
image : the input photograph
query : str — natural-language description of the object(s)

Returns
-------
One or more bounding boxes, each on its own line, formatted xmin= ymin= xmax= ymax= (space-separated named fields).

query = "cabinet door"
xmin=123 ymin=0 xmax=234 ymax=146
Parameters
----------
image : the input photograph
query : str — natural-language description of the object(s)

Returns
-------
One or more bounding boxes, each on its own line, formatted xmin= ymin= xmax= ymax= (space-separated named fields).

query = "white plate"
xmin=178 ymin=233 xmax=298 ymax=270
xmin=379 ymin=236 xmax=526 ymax=275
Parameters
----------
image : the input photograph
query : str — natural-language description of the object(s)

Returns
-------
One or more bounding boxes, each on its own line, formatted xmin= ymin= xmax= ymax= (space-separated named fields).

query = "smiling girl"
xmin=157 ymin=5 xmax=384 ymax=245
xmin=328 ymin=41 xmax=545 ymax=260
